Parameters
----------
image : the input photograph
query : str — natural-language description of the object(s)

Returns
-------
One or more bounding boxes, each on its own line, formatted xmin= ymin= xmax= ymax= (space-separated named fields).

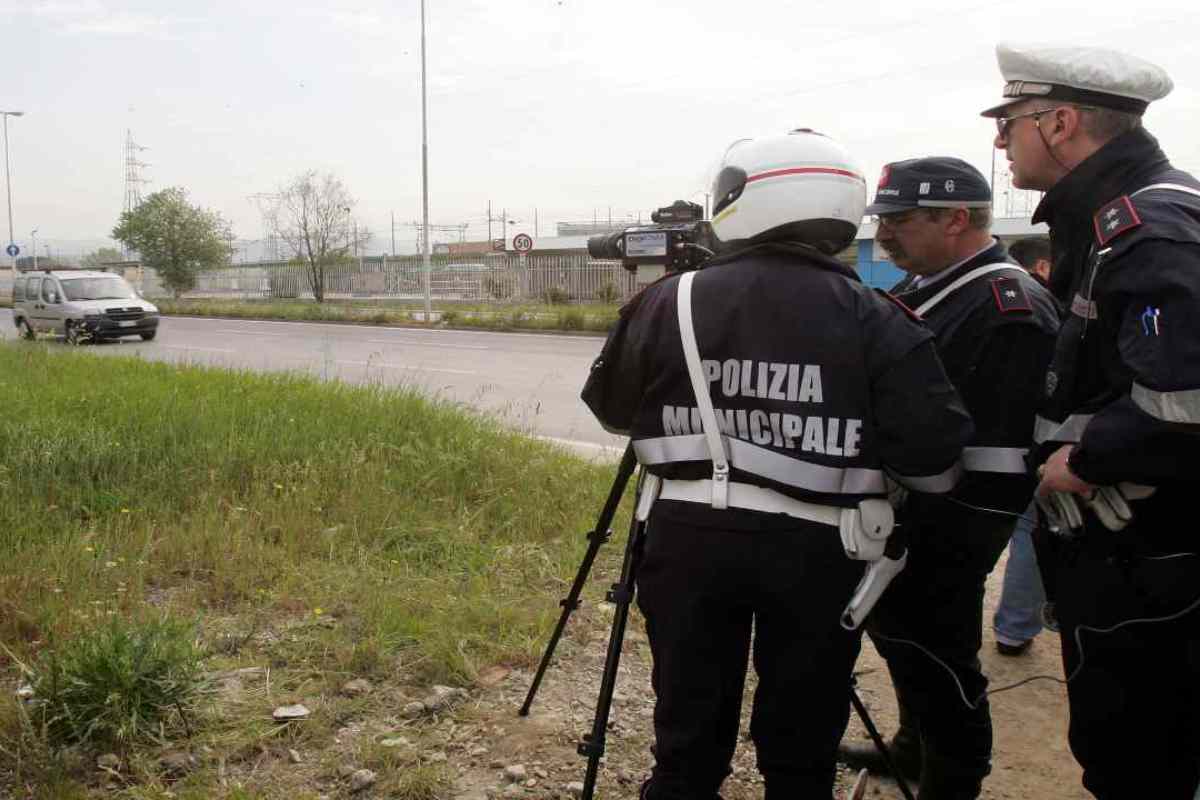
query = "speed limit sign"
xmin=513 ymin=233 xmax=533 ymax=253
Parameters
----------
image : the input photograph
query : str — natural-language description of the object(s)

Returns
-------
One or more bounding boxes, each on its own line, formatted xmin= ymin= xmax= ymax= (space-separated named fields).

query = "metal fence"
xmin=169 ymin=254 xmax=636 ymax=304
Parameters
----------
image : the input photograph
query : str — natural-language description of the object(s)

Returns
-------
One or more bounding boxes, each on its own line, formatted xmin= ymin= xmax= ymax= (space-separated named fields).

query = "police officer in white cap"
xmin=583 ymin=129 xmax=972 ymax=799
xmin=983 ymin=43 xmax=1200 ymax=799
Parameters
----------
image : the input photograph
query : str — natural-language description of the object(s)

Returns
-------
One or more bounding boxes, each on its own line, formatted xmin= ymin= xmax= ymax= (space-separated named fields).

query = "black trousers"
xmin=635 ymin=501 xmax=866 ymax=800
xmin=1048 ymin=519 xmax=1200 ymax=800
xmin=866 ymin=509 xmax=1014 ymax=791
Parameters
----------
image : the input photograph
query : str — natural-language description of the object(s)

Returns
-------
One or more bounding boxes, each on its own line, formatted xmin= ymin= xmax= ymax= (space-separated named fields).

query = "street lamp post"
xmin=31 ymin=228 xmax=38 ymax=271
xmin=2 ymin=110 xmax=25 ymax=281
xmin=419 ymin=0 xmax=432 ymax=318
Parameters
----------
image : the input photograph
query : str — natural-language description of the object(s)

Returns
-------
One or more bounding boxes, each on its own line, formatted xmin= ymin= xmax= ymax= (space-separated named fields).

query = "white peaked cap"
xmin=980 ymin=42 xmax=1173 ymax=118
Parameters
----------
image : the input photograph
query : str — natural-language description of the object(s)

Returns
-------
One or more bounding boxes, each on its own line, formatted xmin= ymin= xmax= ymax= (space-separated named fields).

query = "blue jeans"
xmin=992 ymin=502 xmax=1045 ymax=645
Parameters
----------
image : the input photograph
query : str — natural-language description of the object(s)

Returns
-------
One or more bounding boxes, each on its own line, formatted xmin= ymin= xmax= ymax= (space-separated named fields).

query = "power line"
xmin=247 ymin=193 xmax=283 ymax=261
xmin=404 ymin=220 xmax=469 ymax=252
xmin=123 ymin=129 xmax=150 ymax=214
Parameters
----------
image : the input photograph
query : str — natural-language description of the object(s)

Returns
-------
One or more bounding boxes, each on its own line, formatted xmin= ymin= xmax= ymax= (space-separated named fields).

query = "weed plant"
xmin=23 ymin=614 xmax=204 ymax=749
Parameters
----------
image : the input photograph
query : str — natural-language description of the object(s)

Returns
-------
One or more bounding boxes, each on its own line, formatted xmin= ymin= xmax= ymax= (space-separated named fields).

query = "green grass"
xmin=154 ymin=298 xmax=620 ymax=333
xmin=0 ymin=343 xmax=622 ymax=794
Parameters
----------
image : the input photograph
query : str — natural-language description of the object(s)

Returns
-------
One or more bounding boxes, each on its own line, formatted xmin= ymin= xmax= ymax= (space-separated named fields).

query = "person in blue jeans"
xmin=992 ymin=502 xmax=1045 ymax=654
xmin=991 ymin=237 xmax=1058 ymax=657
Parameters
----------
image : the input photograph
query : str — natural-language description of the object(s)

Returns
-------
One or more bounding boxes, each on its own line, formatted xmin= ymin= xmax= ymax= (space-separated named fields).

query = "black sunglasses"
xmin=995 ymin=105 xmax=1098 ymax=137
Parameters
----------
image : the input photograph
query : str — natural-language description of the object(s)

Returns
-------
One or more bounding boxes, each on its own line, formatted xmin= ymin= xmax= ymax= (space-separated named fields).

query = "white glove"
xmin=1038 ymin=483 xmax=1156 ymax=534
xmin=1082 ymin=483 xmax=1156 ymax=532
xmin=1036 ymin=491 xmax=1084 ymax=535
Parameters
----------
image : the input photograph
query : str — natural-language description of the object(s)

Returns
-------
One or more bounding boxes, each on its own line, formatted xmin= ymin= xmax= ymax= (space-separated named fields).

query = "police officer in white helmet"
xmin=983 ymin=43 xmax=1200 ymax=799
xmin=583 ymin=129 xmax=973 ymax=799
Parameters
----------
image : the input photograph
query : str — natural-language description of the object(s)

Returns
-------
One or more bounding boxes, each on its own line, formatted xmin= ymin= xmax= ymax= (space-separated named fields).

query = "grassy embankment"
xmin=0 ymin=343 xmax=621 ymax=797
xmin=0 ymin=296 xmax=620 ymax=332
xmin=154 ymin=299 xmax=620 ymax=334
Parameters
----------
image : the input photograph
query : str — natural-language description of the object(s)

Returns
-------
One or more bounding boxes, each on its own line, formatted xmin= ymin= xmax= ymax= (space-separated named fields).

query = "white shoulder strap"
xmin=675 ymin=272 xmax=730 ymax=509
xmin=1131 ymin=182 xmax=1200 ymax=199
xmin=913 ymin=262 xmax=1023 ymax=318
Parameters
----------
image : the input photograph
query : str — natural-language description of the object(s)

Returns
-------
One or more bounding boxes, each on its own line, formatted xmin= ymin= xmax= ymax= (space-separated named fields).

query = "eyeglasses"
xmin=995 ymin=105 xmax=1098 ymax=137
xmin=872 ymin=209 xmax=926 ymax=230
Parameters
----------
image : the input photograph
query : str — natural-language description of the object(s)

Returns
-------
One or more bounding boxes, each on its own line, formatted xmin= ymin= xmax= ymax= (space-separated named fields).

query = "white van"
xmin=12 ymin=269 xmax=160 ymax=343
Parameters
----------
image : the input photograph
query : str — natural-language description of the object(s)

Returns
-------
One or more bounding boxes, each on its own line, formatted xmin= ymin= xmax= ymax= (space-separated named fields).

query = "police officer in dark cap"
xmin=583 ymin=129 xmax=973 ymax=800
xmin=982 ymin=43 xmax=1200 ymax=799
xmin=836 ymin=157 xmax=1059 ymax=798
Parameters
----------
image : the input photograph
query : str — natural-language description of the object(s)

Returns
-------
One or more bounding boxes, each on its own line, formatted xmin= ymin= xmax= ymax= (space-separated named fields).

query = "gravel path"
xmin=443 ymin=548 xmax=1087 ymax=799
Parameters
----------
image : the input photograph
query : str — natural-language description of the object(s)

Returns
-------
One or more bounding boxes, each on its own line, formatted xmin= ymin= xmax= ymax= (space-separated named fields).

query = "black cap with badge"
xmin=865 ymin=157 xmax=992 ymax=216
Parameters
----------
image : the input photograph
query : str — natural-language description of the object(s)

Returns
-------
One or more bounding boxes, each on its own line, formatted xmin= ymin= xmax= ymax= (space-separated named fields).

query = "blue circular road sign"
xmin=5 ymin=243 xmax=18 ymax=257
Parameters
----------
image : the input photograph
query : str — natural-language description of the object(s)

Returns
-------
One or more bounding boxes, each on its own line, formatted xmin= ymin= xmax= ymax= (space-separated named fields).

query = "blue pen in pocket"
xmin=1140 ymin=305 xmax=1161 ymax=336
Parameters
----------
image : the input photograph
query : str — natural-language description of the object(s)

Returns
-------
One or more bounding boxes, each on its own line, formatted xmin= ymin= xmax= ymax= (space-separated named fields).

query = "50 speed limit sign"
xmin=513 ymin=233 xmax=533 ymax=253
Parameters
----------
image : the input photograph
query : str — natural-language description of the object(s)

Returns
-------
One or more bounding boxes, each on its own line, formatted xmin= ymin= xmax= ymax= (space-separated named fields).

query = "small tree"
xmin=112 ymin=188 xmax=231 ymax=297
xmin=269 ymin=171 xmax=370 ymax=303
xmin=81 ymin=246 xmax=124 ymax=268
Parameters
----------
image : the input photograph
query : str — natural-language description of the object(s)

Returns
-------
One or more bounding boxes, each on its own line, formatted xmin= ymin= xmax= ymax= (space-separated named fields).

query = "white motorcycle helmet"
xmin=709 ymin=128 xmax=866 ymax=255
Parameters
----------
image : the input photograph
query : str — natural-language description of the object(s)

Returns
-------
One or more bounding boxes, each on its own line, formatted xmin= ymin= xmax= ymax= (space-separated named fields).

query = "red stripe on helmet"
xmin=746 ymin=167 xmax=864 ymax=183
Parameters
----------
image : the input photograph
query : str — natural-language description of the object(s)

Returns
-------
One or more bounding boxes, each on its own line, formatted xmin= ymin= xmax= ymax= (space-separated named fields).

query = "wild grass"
xmin=153 ymin=298 xmax=620 ymax=333
xmin=21 ymin=614 xmax=205 ymax=750
xmin=0 ymin=343 xmax=621 ymax=794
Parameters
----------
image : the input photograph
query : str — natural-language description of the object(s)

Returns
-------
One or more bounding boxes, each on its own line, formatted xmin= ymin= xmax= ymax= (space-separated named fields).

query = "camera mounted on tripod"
xmin=587 ymin=200 xmax=715 ymax=273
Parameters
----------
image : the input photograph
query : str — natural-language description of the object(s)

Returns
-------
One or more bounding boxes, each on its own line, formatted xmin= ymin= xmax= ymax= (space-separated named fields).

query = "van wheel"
xmin=64 ymin=321 xmax=82 ymax=345
xmin=139 ymin=330 xmax=157 ymax=341
xmin=19 ymin=319 xmax=35 ymax=340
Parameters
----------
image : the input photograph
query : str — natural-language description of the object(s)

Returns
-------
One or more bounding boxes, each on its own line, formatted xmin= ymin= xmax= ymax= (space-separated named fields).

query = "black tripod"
xmin=519 ymin=444 xmax=643 ymax=799
xmin=520 ymin=443 xmax=916 ymax=800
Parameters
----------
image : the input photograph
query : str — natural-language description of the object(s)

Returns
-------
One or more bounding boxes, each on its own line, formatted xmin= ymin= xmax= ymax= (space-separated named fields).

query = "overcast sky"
xmin=2 ymin=0 xmax=1197 ymax=259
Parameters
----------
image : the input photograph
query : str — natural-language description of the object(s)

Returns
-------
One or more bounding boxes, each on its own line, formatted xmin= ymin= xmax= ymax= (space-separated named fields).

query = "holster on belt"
xmin=636 ymin=474 xmax=662 ymax=522
xmin=838 ymin=497 xmax=894 ymax=561
xmin=838 ymin=498 xmax=902 ymax=630
xmin=841 ymin=534 xmax=907 ymax=630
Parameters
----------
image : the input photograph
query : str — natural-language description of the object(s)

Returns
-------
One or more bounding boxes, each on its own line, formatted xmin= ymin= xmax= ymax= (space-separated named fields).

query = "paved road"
xmin=0 ymin=310 xmax=625 ymax=458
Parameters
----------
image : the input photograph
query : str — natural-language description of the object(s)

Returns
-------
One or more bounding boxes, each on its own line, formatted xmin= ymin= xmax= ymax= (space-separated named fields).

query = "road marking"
xmin=366 ymin=338 xmax=490 ymax=350
xmin=535 ymin=435 xmax=625 ymax=459
xmin=160 ymin=345 xmax=237 ymax=354
xmin=215 ymin=329 xmax=290 ymax=337
xmin=335 ymin=360 xmax=476 ymax=375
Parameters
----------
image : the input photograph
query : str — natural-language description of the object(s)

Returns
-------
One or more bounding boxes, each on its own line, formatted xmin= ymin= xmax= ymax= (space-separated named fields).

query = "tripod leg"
xmin=849 ymin=677 xmax=917 ymax=800
xmin=520 ymin=444 xmax=637 ymax=717
xmin=578 ymin=475 xmax=649 ymax=800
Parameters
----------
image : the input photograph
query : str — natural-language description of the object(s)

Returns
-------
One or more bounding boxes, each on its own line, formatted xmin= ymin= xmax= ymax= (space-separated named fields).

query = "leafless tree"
xmin=269 ymin=171 xmax=370 ymax=303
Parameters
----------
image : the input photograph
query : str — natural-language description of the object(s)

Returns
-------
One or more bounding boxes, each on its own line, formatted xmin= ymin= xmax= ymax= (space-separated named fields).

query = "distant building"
xmin=448 ymin=240 xmax=499 ymax=257
xmin=15 ymin=255 xmax=71 ymax=270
